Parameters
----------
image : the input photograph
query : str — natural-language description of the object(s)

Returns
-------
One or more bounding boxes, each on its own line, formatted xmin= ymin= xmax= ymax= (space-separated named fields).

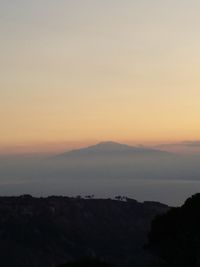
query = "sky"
xmin=1 ymin=0 xmax=200 ymax=153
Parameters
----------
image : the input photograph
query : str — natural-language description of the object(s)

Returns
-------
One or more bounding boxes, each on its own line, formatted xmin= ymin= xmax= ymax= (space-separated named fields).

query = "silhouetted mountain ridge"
xmin=57 ymin=142 xmax=171 ymax=158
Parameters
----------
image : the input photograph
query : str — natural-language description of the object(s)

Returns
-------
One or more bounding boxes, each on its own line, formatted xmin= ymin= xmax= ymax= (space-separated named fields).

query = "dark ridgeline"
xmin=56 ymin=258 xmax=113 ymax=267
xmin=0 ymin=195 xmax=168 ymax=267
xmin=148 ymin=193 xmax=200 ymax=267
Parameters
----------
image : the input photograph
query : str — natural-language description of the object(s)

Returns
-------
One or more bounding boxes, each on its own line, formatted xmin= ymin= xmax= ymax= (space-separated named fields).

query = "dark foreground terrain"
xmin=148 ymin=193 xmax=200 ymax=267
xmin=0 ymin=195 xmax=168 ymax=267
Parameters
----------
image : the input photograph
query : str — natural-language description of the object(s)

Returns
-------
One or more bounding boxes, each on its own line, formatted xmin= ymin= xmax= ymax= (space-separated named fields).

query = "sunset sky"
xmin=1 ymin=0 xmax=200 ymax=153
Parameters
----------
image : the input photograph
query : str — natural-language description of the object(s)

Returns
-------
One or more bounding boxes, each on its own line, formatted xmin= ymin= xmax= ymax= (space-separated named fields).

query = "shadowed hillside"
xmin=56 ymin=258 xmax=113 ymax=267
xmin=148 ymin=193 xmax=200 ymax=267
xmin=0 ymin=195 xmax=168 ymax=267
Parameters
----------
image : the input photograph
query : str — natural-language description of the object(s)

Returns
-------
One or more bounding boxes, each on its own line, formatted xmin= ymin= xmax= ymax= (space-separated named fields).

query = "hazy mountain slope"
xmin=57 ymin=142 xmax=171 ymax=158
xmin=1 ymin=143 xmax=200 ymax=204
xmin=45 ymin=142 xmax=176 ymax=182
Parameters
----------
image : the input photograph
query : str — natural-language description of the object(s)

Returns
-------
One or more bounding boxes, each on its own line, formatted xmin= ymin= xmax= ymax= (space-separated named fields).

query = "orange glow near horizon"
xmin=1 ymin=1 xmax=200 ymax=154
xmin=1 ymin=138 xmax=200 ymax=155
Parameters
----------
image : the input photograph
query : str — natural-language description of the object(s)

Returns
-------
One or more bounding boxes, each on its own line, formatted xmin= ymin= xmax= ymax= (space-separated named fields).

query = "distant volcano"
xmin=57 ymin=141 xmax=171 ymax=158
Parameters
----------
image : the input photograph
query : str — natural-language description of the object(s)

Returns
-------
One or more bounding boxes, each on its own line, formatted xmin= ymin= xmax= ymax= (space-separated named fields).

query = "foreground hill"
xmin=0 ymin=195 xmax=168 ymax=267
xmin=148 ymin=193 xmax=200 ymax=267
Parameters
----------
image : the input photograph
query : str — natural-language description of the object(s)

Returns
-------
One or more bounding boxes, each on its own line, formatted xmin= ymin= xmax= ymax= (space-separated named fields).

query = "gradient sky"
xmin=1 ymin=0 xmax=200 ymax=153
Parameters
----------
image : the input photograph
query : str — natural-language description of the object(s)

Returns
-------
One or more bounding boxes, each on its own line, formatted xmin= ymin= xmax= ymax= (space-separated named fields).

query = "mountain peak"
xmin=97 ymin=141 xmax=119 ymax=146
xmin=58 ymin=141 xmax=170 ymax=158
xmin=93 ymin=141 xmax=130 ymax=149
